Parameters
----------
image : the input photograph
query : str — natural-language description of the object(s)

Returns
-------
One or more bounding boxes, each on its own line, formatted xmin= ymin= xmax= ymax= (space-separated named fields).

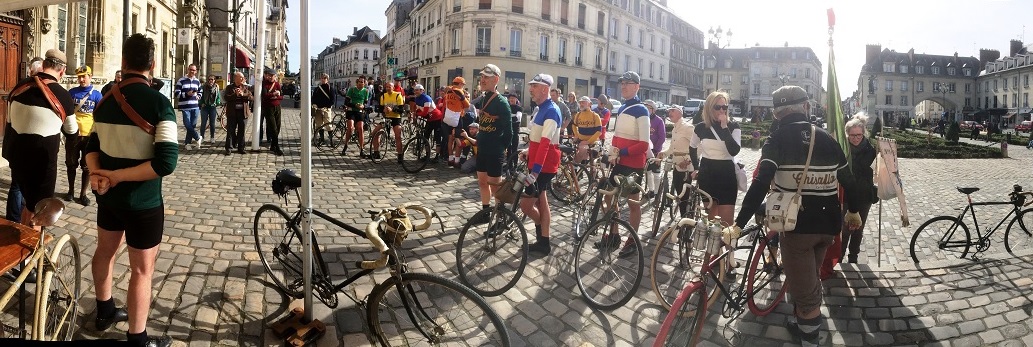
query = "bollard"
xmin=1003 ymin=133 xmax=1009 ymax=158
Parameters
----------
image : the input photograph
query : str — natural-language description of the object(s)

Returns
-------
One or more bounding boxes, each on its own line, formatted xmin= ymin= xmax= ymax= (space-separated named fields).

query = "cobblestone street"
xmin=4 ymin=107 xmax=1033 ymax=346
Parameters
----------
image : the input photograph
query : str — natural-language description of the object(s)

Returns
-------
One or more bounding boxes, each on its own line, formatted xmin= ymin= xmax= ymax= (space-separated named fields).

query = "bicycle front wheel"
xmin=39 ymin=234 xmax=81 ymax=341
xmin=548 ymin=164 xmax=582 ymax=205
xmin=370 ymin=129 xmax=390 ymax=163
xmin=746 ymin=230 xmax=786 ymax=316
xmin=367 ymin=273 xmax=511 ymax=347
xmin=653 ymin=281 xmax=707 ymax=347
xmin=573 ymin=218 xmax=644 ymax=310
xmin=253 ymin=204 xmax=305 ymax=297
xmin=456 ymin=208 xmax=528 ymax=297
xmin=649 ymin=224 xmax=723 ymax=310
xmin=1005 ymin=207 xmax=1033 ymax=254
xmin=401 ymin=136 xmax=430 ymax=173
xmin=909 ymin=216 xmax=971 ymax=264
xmin=650 ymin=174 xmax=673 ymax=238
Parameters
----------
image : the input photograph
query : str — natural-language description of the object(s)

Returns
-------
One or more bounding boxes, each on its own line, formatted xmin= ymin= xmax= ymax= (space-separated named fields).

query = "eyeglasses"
xmin=848 ymin=134 xmax=864 ymax=138
xmin=713 ymin=105 xmax=729 ymax=111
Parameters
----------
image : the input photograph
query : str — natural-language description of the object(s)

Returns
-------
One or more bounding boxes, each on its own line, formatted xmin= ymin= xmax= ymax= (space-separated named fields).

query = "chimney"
xmin=1011 ymin=39 xmax=1026 ymax=56
xmin=865 ymin=44 xmax=881 ymax=66
xmin=979 ymin=49 xmax=1001 ymax=69
xmin=354 ymin=27 xmax=358 ymax=34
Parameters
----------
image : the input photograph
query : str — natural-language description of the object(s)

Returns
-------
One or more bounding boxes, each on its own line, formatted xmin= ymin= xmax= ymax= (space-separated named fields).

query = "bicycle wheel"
xmin=649 ymin=224 xmax=723 ymax=310
xmin=401 ymin=136 xmax=430 ymax=173
xmin=573 ymin=217 xmax=644 ymax=310
xmin=367 ymin=272 xmax=511 ymax=347
xmin=370 ymin=129 xmax=390 ymax=163
xmin=746 ymin=230 xmax=786 ymax=316
xmin=654 ymin=281 xmax=707 ymax=347
xmin=1005 ymin=207 xmax=1033 ymax=254
xmin=253 ymin=204 xmax=305 ymax=297
xmin=909 ymin=216 xmax=971 ymax=263
xmin=650 ymin=173 xmax=673 ymax=238
xmin=456 ymin=208 xmax=528 ymax=297
xmin=572 ymin=185 xmax=602 ymax=242
xmin=39 ymin=234 xmax=81 ymax=341
xmin=548 ymin=164 xmax=581 ymax=205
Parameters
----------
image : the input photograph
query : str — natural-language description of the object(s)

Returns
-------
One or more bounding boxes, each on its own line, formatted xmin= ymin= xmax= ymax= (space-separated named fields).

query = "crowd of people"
xmin=3 ymin=34 xmax=879 ymax=345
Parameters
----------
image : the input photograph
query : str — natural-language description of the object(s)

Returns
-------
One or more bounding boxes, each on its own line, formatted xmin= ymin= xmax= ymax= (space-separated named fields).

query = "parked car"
xmin=1016 ymin=120 xmax=1032 ymax=132
xmin=682 ymin=98 xmax=705 ymax=116
xmin=960 ymin=121 xmax=984 ymax=131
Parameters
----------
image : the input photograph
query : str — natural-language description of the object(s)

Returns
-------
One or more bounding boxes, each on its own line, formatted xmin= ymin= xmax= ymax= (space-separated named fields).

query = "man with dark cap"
xmin=3 ymin=48 xmax=76 ymax=227
xmin=261 ymin=68 xmax=284 ymax=155
xmin=65 ymin=65 xmax=103 ymax=206
xmin=101 ymin=70 xmax=123 ymax=95
xmin=728 ymin=85 xmax=863 ymax=347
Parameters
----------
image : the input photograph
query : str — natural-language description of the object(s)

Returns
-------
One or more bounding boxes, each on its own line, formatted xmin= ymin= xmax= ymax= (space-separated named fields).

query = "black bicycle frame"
xmin=700 ymin=226 xmax=767 ymax=317
xmin=957 ymin=201 xmax=1020 ymax=242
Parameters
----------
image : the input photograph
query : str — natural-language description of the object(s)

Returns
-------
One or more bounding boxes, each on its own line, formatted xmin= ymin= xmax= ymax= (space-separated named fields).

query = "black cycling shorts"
xmin=97 ymin=204 xmax=165 ymax=250
xmin=346 ymin=110 xmax=365 ymax=122
xmin=386 ymin=117 xmax=402 ymax=127
xmin=476 ymin=152 xmax=505 ymax=177
xmin=608 ymin=164 xmax=642 ymax=195
xmin=523 ymin=172 xmax=556 ymax=197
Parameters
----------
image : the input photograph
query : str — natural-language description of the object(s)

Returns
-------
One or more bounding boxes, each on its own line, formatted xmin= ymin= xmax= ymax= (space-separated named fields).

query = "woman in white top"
xmin=659 ymin=107 xmax=694 ymax=216
xmin=689 ymin=91 xmax=742 ymax=226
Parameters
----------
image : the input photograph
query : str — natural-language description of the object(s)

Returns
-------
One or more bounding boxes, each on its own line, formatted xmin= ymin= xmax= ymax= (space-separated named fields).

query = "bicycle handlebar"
xmin=358 ymin=203 xmax=441 ymax=270
xmin=665 ymin=183 xmax=714 ymax=210
xmin=599 ymin=174 xmax=645 ymax=205
xmin=360 ymin=215 xmax=390 ymax=270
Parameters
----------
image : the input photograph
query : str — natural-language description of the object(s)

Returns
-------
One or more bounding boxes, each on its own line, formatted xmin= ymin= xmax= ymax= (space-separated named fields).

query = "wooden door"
xmin=0 ymin=21 xmax=23 ymax=138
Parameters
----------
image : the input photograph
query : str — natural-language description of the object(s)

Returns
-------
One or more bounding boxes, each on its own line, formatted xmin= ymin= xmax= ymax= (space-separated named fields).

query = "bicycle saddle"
xmin=274 ymin=169 xmax=302 ymax=190
xmin=558 ymin=145 xmax=576 ymax=155
xmin=31 ymin=198 xmax=65 ymax=227
xmin=957 ymin=187 xmax=979 ymax=195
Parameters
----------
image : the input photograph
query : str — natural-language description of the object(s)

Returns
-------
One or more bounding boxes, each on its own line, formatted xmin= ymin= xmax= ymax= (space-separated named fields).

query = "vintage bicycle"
xmin=253 ymin=170 xmax=511 ymax=345
xmin=909 ymin=185 xmax=1033 ymax=264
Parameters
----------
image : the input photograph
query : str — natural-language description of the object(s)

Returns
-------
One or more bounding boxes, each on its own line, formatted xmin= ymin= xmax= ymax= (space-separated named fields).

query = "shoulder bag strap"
xmin=11 ymin=77 xmax=68 ymax=121
xmin=97 ymin=77 xmax=155 ymax=135
xmin=478 ymin=92 xmax=498 ymax=115
xmin=795 ymin=125 xmax=817 ymax=197
xmin=73 ymin=88 xmax=91 ymax=114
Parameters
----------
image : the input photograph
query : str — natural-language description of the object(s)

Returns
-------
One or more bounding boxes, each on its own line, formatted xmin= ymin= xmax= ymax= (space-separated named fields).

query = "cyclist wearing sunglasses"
xmin=689 ymin=91 xmax=741 ymax=226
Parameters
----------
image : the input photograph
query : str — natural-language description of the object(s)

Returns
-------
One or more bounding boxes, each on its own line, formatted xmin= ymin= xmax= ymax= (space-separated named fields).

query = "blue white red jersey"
xmin=611 ymin=97 xmax=651 ymax=169
xmin=527 ymin=99 xmax=562 ymax=174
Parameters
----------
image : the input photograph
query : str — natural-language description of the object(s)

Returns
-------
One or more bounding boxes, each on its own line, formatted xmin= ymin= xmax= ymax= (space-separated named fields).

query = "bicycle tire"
xmin=367 ymin=272 xmax=512 ymax=347
xmin=548 ymin=164 xmax=581 ymax=205
xmin=746 ymin=230 xmax=786 ymax=316
xmin=909 ymin=216 xmax=971 ymax=264
xmin=649 ymin=224 xmax=723 ymax=311
xmin=573 ymin=217 xmax=644 ymax=310
xmin=455 ymin=208 xmax=528 ymax=297
xmin=1005 ymin=207 xmax=1033 ymax=254
xmin=401 ymin=136 xmax=430 ymax=173
xmin=653 ymin=281 xmax=707 ymax=347
xmin=572 ymin=185 xmax=602 ymax=242
xmin=370 ymin=129 xmax=390 ymax=163
xmin=650 ymin=172 xmax=672 ymax=238
xmin=253 ymin=204 xmax=305 ymax=298
xmin=40 ymin=234 xmax=81 ymax=341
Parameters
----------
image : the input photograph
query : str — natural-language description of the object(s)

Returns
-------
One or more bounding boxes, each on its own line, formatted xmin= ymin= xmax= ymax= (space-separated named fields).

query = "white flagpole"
xmin=299 ymin=0 xmax=314 ymax=320
xmin=251 ymin=0 xmax=267 ymax=150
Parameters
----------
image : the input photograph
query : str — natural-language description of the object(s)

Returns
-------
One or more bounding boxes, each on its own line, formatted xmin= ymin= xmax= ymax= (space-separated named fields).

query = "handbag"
xmin=494 ymin=179 xmax=519 ymax=203
xmin=764 ymin=125 xmax=815 ymax=232
xmin=709 ymin=126 xmax=748 ymax=192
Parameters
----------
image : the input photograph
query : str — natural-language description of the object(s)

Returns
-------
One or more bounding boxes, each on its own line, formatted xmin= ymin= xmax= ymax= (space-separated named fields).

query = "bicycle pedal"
xmin=271 ymin=307 xmax=326 ymax=346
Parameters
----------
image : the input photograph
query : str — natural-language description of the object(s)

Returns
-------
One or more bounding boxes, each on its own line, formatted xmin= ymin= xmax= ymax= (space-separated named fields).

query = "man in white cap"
xmin=468 ymin=64 xmax=513 ymax=224
xmin=519 ymin=73 xmax=562 ymax=255
xmin=3 ymin=48 xmax=76 ymax=227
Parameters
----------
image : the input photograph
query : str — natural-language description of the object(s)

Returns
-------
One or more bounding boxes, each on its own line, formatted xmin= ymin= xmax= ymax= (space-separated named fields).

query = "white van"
xmin=682 ymin=99 xmax=705 ymax=116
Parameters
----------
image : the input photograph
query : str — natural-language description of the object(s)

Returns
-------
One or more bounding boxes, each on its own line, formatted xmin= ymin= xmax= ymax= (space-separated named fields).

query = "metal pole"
xmin=231 ymin=0 xmax=239 ymax=79
xmin=123 ymin=0 xmax=131 ymax=40
xmin=299 ymin=0 xmax=314 ymax=321
xmin=250 ymin=0 xmax=266 ymax=150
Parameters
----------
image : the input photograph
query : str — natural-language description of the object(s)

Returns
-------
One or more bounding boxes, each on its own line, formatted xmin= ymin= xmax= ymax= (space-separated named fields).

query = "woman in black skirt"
xmin=689 ymin=91 xmax=741 ymax=227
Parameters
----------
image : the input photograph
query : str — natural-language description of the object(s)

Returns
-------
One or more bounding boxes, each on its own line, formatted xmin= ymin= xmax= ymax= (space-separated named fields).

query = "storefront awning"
xmin=234 ymin=47 xmax=253 ymax=69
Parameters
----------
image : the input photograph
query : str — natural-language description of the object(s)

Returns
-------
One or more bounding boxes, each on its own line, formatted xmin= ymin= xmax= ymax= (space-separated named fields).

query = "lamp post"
xmin=939 ymin=82 xmax=949 ymax=122
xmin=707 ymin=26 xmax=731 ymax=91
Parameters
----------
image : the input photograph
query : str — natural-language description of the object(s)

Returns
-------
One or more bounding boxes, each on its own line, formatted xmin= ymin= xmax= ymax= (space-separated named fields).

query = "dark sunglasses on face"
xmin=713 ymin=105 xmax=729 ymax=111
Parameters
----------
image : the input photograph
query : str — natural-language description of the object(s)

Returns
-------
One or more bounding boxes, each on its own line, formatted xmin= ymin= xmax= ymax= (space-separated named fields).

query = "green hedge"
xmin=880 ymin=129 xmax=1003 ymax=159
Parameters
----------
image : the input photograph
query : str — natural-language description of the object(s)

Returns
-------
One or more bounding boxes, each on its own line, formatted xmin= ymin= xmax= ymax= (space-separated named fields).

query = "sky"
xmin=286 ymin=0 xmax=1028 ymax=97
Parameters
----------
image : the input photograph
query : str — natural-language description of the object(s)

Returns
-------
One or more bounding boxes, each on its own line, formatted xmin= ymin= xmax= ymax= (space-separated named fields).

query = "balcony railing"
xmin=509 ymin=50 xmax=522 ymax=57
xmin=610 ymin=65 xmax=616 ymax=71
xmin=558 ymin=57 xmax=566 ymax=63
xmin=539 ymin=54 xmax=549 ymax=61
xmin=512 ymin=6 xmax=523 ymax=13
xmin=596 ymin=63 xmax=602 ymax=70
xmin=574 ymin=58 xmax=582 ymax=67
xmin=451 ymin=49 xmax=460 ymax=55
xmin=476 ymin=48 xmax=490 ymax=56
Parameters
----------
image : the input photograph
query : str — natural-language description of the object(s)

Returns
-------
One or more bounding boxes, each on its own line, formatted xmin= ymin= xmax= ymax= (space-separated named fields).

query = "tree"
xmin=945 ymin=121 xmax=961 ymax=144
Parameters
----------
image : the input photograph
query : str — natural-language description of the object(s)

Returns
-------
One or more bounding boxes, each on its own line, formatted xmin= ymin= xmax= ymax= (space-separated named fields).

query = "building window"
xmin=883 ymin=62 xmax=894 ymax=73
xmin=476 ymin=27 xmax=491 ymax=55
xmin=638 ymin=58 xmax=643 ymax=72
xmin=901 ymin=81 xmax=908 ymax=92
xmin=741 ymin=75 xmax=748 ymax=85
xmin=650 ymin=34 xmax=655 ymax=51
xmin=57 ymin=4 xmax=68 ymax=52
xmin=451 ymin=29 xmax=460 ymax=51
xmin=723 ymin=59 xmax=731 ymax=69
xmin=660 ymin=38 xmax=665 ymax=56
xmin=947 ymin=67 xmax=956 ymax=76
xmin=560 ymin=0 xmax=569 ymax=24
xmin=454 ymin=0 xmax=461 ymax=12
xmin=885 ymin=95 xmax=892 ymax=105
xmin=638 ymin=30 xmax=644 ymax=48
xmin=558 ymin=38 xmax=567 ymax=62
xmin=753 ymin=83 xmax=760 ymax=94
xmin=364 ymin=49 xmax=369 ymax=59
xmin=479 ymin=0 xmax=491 ymax=10
xmin=512 ymin=0 xmax=523 ymax=13
xmin=626 ymin=24 xmax=632 ymax=44
xmin=722 ymin=74 xmax=731 ymax=83
xmin=509 ymin=29 xmax=522 ymax=57
xmin=539 ymin=35 xmax=550 ymax=60
xmin=790 ymin=67 xmax=798 ymax=78
xmin=1026 ymin=74 xmax=1030 ymax=87
xmin=1025 ymin=93 xmax=1029 ymax=107
xmin=596 ymin=47 xmax=602 ymax=68
xmin=1014 ymin=76 xmax=1019 ymax=89
xmin=931 ymin=66 xmax=940 ymax=74
xmin=363 ymin=63 xmax=368 ymax=74
xmin=577 ymin=3 xmax=586 ymax=29
xmin=965 ymin=83 xmax=971 ymax=93
xmin=900 ymin=95 xmax=908 ymax=106
xmin=542 ymin=0 xmax=551 ymax=20
xmin=77 ymin=2 xmax=87 ymax=66
xmin=1005 ymin=78 xmax=1009 ymax=90
xmin=1013 ymin=93 xmax=1018 ymax=107
xmin=965 ymin=97 xmax=972 ymax=107
xmin=963 ymin=68 xmax=971 ymax=76
xmin=994 ymin=79 xmax=999 ymax=91
xmin=660 ymin=65 xmax=664 ymax=81
xmin=610 ymin=18 xmax=617 ymax=39
xmin=625 ymin=54 xmax=631 ymax=72
xmin=916 ymin=65 xmax=924 ymax=74
xmin=649 ymin=61 xmax=654 ymax=78
xmin=885 ymin=80 xmax=893 ymax=91
xmin=707 ymin=74 xmax=713 ymax=84
xmin=1004 ymin=94 xmax=1008 ymax=107
xmin=574 ymin=41 xmax=583 ymax=66
xmin=597 ymin=11 xmax=605 ymax=35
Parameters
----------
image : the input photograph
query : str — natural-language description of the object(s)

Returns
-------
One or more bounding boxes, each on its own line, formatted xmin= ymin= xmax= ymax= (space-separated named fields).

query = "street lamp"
xmin=939 ymin=82 xmax=949 ymax=122
xmin=707 ymin=26 xmax=732 ymax=91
